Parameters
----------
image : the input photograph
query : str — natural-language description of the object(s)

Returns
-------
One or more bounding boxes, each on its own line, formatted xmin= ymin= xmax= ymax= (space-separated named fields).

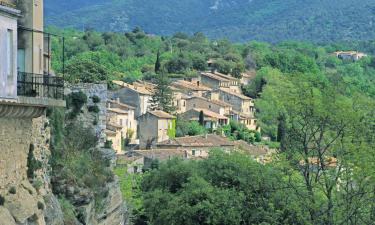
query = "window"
xmin=6 ymin=29 xmax=14 ymax=97
xmin=192 ymin=150 xmax=196 ymax=156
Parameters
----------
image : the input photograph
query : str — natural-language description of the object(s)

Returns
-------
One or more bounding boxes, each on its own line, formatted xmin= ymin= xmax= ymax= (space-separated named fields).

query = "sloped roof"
xmin=107 ymin=108 xmax=128 ymax=115
xmin=201 ymin=72 xmax=231 ymax=82
xmin=172 ymin=80 xmax=212 ymax=91
xmin=158 ymin=134 xmax=234 ymax=147
xmin=192 ymin=108 xmax=228 ymax=120
xmin=108 ymin=99 xmax=135 ymax=110
xmin=112 ymin=80 xmax=152 ymax=95
xmin=149 ymin=110 xmax=175 ymax=119
xmin=219 ymin=88 xmax=252 ymax=100
xmin=133 ymin=149 xmax=186 ymax=161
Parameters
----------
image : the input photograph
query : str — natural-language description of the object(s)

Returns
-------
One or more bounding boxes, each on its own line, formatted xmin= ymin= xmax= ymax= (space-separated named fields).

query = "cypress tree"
xmin=155 ymin=50 xmax=161 ymax=74
xmin=199 ymin=110 xmax=205 ymax=126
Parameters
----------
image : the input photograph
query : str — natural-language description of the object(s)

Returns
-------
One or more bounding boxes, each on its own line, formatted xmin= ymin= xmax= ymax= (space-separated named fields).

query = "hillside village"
xmin=83 ymin=67 xmax=270 ymax=171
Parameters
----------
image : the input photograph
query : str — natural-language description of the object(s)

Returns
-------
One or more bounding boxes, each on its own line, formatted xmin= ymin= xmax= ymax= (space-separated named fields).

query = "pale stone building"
xmin=157 ymin=134 xmax=235 ymax=158
xmin=106 ymin=99 xmax=138 ymax=153
xmin=105 ymin=123 xmax=123 ymax=153
xmin=111 ymin=80 xmax=153 ymax=117
xmin=334 ymin=51 xmax=367 ymax=61
xmin=138 ymin=111 xmax=176 ymax=149
xmin=200 ymin=72 xmax=241 ymax=93
xmin=182 ymin=108 xmax=229 ymax=130
xmin=0 ymin=1 xmax=65 ymax=224
xmin=171 ymin=80 xmax=212 ymax=97
xmin=185 ymin=96 xmax=232 ymax=117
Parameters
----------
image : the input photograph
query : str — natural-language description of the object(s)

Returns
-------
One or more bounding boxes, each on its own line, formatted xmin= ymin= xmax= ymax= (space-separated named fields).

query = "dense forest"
xmin=50 ymin=27 xmax=375 ymax=224
xmin=45 ymin=0 xmax=375 ymax=42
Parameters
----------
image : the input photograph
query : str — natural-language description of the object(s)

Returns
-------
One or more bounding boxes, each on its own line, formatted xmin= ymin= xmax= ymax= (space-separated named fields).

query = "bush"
xmin=37 ymin=201 xmax=44 ymax=210
xmin=88 ymin=105 xmax=100 ymax=113
xmin=67 ymin=91 xmax=87 ymax=118
xmin=92 ymin=95 xmax=101 ymax=103
xmin=104 ymin=140 xmax=113 ymax=149
xmin=27 ymin=144 xmax=42 ymax=179
xmin=0 ymin=195 xmax=5 ymax=206
xmin=33 ymin=179 xmax=43 ymax=191
xmin=9 ymin=186 xmax=16 ymax=194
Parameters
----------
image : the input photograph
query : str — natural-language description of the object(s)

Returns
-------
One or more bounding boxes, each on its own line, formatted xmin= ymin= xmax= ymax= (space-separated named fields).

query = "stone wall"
xmin=65 ymin=83 xmax=108 ymax=147
xmin=0 ymin=115 xmax=63 ymax=225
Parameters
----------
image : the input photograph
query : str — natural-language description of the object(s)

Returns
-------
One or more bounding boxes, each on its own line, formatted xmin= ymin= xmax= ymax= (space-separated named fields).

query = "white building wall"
xmin=0 ymin=12 xmax=18 ymax=99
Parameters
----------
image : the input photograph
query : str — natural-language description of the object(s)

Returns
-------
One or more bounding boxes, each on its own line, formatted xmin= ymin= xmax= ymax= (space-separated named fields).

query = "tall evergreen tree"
xmin=155 ymin=50 xmax=161 ymax=74
xmin=199 ymin=110 xmax=205 ymax=126
xmin=149 ymin=73 xmax=175 ymax=113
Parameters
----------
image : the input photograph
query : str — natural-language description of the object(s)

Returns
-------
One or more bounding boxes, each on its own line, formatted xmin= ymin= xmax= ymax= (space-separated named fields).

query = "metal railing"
xmin=17 ymin=72 xmax=64 ymax=100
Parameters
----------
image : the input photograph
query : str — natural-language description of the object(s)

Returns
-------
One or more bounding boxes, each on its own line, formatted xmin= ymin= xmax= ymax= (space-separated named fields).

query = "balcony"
xmin=17 ymin=72 xmax=64 ymax=100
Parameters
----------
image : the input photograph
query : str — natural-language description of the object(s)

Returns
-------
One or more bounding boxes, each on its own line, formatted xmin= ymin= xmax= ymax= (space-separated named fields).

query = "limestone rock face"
xmin=0 ymin=116 xmax=63 ymax=225
xmin=43 ymin=194 xmax=64 ymax=225
xmin=0 ymin=207 xmax=17 ymax=225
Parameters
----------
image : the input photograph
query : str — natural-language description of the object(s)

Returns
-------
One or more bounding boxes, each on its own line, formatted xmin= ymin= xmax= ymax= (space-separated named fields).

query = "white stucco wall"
xmin=0 ymin=11 xmax=18 ymax=99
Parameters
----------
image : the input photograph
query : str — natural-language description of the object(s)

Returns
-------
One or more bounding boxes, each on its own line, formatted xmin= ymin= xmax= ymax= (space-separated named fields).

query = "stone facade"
xmin=0 ymin=115 xmax=64 ymax=225
xmin=65 ymin=83 xmax=108 ymax=147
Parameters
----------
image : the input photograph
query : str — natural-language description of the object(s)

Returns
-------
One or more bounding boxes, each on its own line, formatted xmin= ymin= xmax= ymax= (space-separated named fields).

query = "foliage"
xmin=37 ymin=201 xmax=45 ymax=210
xmin=48 ymin=107 xmax=115 ymax=216
xmin=9 ymin=186 xmax=16 ymax=195
xmin=0 ymin=195 xmax=4 ymax=206
xmin=220 ymin=120 xmax=260 ymax=144
xmin=65 ymin=58 xmax=109 ymax=84
xmin=66 ymin=91 xmax=87 ymax=118
xmin=88 ymin=105 xmax=100 ymax=113
xmin=136 ymin=151 xmax=308 ymax=225
xmin=104 ymin=140 xmax=113 ymax=149
xmin=27 ymin=144 xmax=43 ymax=179
xmin=149 ymin=73 xmax=176 ymax=113
xmin=92 ymin=95 xmax=101 ymax=103
xmin=58 ymin=197 xmax=77 ymax=225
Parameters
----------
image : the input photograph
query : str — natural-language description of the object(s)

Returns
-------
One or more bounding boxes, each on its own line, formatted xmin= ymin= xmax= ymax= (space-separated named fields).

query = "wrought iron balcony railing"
xmin=17 ymin=72 xmax=64 ymax=100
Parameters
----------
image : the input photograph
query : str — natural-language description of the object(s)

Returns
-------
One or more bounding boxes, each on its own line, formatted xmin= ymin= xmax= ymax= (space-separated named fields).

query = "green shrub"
xmin=88 ymin=105 xmax=100 ymax=113
xmin=92 ymin=95 xmax=101 ymax=103
xmin=33 ymin=179 xmax=43 ymax=191
xmin=37 ymin=201 xmax=44 ymax=210
xmin=58 ymin=197 xmax=77 ymax=225
xmin=9 ymin=186 xmax=16 ymax=194
xmin=104 ymin=140 xmax=113 ymax=149
xmin=27 ymin=144 xmax=42 ymax=179
xmin=0 ymin=195 xmax=5 ymax=206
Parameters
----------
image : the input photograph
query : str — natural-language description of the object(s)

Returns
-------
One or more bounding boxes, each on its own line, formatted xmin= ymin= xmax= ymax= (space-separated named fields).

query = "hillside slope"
xmin=45 ymin=0 xmax=375 ymax=42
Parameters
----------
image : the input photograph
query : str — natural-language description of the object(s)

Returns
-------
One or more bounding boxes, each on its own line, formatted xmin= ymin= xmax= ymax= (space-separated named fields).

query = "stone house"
xmin=105 ymin=123 xmax=122 ymax=153
xmin=230 ymin=110 xmax=260 ymax=131
xmin=156 ymin=134 xmax=235 ymax=158
xmin=172 ymin=91 xmax=189 ymax=114
xmin=138 ymin=110 xmax=176 ymax=149
xmin=241 ymin=70 xmax=256 ymax=85
xmin=107 ymin=99 xmax=138 ymax=145
xmin=185 ymin=96 xmax=232 ymax=116
xmin=171 ymin=80 xmax=212 ymax=97
xmin=334 ymin=51 xmax=367 ymax=61
xmin=212 ymin=88 xmax=255 ymax=116
xmin=111 ymin=80 xmax=153 ymax=117
xmin=200 ymin=72 xmax=241 ymax=93
xmin=182 ymin=108 xmax=229 ymax=130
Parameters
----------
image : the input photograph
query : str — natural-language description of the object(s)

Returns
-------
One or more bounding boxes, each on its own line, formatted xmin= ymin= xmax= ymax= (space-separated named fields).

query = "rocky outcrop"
xmin=0 ymin=116 xmax=64 ymax=225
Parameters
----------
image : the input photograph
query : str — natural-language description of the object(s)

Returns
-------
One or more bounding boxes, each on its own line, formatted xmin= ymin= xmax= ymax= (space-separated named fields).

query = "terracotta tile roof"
xmin=107 ymin=123 xmax=122 ymax=129
xmin=112 ymin=80 xmax=152 ymax=95
xmin=105 ymin=129 xmax=117 ymax=136
xmin=201 ymin=72 xmax=231 ymax=82
xmin=192 ymin=108 xmax=228 ymax=120
xmin=209 ymin=71 xmax=238 ymax=81
xmin=149 ymin=110 xmax=175 ymax=119
xmin=230 ymin=110 xmax=255 ymax=119
xmin=107 ymin=108 xmax=129 ymax=115
xmin=158 ymin=134 xmax=234 ymax=147
xmin=210 ymin=99 xmax=232 ymax=107
xmin=219 ymin=88 xmax=252 ymax=100
xmin=108 ymin=99 xmax=135 ymax=109
xmin=234 ymin=140 xmax=268 ymax=157
xmin=172 ymin=80 xmax=212 ymax=91
xmin=132 ymin=149 xmax=186 ymax=161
